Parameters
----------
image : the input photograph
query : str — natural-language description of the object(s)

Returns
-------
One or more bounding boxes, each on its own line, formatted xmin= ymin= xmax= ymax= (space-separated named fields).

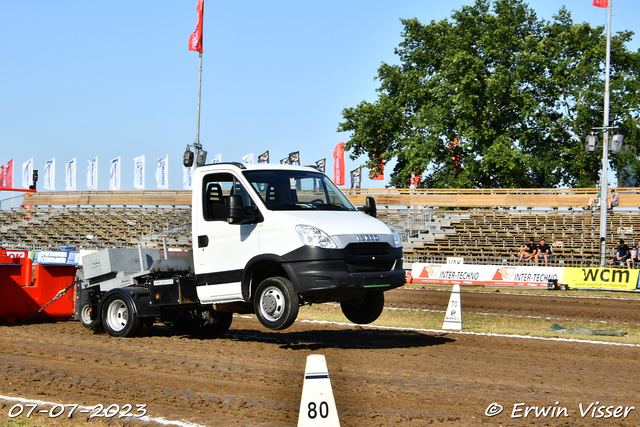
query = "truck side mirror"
xmin=358 ymin=196 xmax=377 ymax=218
xmin=227 ymin=194 xmax=261 ymax=225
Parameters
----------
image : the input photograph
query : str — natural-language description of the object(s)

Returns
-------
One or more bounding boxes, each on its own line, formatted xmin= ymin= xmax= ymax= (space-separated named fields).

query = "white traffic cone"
xmin=442 ymin=284 xmax=462 ymax=330
xmin=297 ymin=354 xmax=340 ymax=427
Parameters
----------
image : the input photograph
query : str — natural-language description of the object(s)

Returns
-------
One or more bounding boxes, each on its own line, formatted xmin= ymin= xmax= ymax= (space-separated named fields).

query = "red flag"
xmin=333 ymin=142 xmax=345 ymax=186
xmin=0 ymin=160 xmax=14 ymax=189
xmin=189 ymin=0 xmax=204 ymax=53
xmin=593 ymin=0 xmax=608 ymax=7
xmin=370 ymin=156 xmax=384 ymax=180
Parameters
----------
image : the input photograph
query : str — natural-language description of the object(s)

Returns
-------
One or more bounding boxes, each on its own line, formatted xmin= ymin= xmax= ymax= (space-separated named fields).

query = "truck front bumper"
xmin=283 ymin=257 xmax=405 ymax=303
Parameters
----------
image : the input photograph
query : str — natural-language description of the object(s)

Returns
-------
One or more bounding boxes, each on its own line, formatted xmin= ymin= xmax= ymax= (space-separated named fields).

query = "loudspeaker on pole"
xmin=298 ymin=354 xmax=341 ymax=426
xmin=442 ymin=284 xmax=462 ymax=330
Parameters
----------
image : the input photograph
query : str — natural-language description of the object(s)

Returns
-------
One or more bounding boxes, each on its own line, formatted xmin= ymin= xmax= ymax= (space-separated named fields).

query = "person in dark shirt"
xmin=535 ymin=237 xmax=552 ymax=267
xmin=613 ymin=239 xmax=631 ymax=267
xmin=517 ymin=237 xmax=537 ymax=262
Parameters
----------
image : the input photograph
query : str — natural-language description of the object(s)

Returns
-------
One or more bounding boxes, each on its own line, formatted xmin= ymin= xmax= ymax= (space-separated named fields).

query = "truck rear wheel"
xmin=254 ymin=277 xmax=299 ymax=330
xmin=340 ymin=291 xmax=385 ymax=324
xmin=78 ymin=290 xmax=100 ymax=330
xmin=101 ymin=294 xmax=141 ymax=337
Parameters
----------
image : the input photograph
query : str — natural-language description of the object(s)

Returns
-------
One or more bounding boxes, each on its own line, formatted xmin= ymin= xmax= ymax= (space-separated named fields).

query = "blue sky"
xmin=1 ymin=0 xmax=638 ymax=192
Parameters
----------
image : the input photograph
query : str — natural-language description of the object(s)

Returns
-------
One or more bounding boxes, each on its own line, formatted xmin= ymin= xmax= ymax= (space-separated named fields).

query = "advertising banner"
xmin=87 ymin=157 xmax=98 ymax=190
xmin=134 ymin=155 xmax=145 ymax=189
xmin=22 ymin=158 xmax=33 ymax=189
xmin=156 ymin=155 xmax=168 ymax=189
xmin=0 ymin=159 xmax=13 ymax=189
xmin=65 ymin=158 xmax=76 ymax=191
xmin=43 ymin=159 xmax=55 ymax=190
xmin=411 ymin=263 xmax=561 ymax=288
xmin=109 ymin=157 xmax=121 ymax=190
xmin=563 ymin=266 xmax=639 ymax=290
xmin=333 ymin=142 xmax=345 ymax=186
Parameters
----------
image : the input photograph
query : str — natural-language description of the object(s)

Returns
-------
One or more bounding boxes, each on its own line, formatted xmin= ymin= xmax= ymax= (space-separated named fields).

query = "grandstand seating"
xmin=1 ymin=189 xmax=638 ymax=267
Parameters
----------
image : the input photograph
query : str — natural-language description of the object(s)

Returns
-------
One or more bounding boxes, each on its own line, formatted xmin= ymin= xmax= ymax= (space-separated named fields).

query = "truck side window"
xmin=203 ymin=173 xmax=256 ymax=221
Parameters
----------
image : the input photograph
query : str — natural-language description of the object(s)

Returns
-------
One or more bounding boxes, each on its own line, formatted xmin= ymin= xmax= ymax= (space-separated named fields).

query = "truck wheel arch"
xmin=241 ymin=254 xmax=291 ymax=301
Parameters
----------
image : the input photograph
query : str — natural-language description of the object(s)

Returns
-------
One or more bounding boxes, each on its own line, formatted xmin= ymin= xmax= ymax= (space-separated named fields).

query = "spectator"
xmin=535 ymin=237 xmax=552 ymax=267
xmin=587 ymin=193 xmax=601 ymax=210
xmin=608 ymin=189 xmax=619 ymax=210
xmin=517 ymin=237 xmax=537 ymax=262
xmin=613 ymin=239 xmax=631 ymax=267
xmin=627 ymin=243 xmax=639 ymax=268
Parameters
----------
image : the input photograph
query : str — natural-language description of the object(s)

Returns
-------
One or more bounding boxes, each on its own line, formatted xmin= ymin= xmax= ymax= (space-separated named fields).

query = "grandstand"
xmin=1 ymin=188 xmax=639 ymax=267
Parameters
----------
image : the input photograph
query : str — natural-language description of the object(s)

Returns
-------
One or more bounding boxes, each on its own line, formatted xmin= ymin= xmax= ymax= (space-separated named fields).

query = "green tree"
xmin=338 ymin=0 xmax=640 ymax=188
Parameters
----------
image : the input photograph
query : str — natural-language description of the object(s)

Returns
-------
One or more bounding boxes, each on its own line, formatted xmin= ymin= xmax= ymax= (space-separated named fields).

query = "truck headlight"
xmin=390 ymin=226 xmax=403 ymax=248
xmin=296 ymin=225 xmax=337 ymax=249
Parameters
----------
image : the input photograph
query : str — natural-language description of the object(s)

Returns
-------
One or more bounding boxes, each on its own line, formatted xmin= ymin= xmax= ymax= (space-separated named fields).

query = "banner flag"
xmin=350 ymin=167 xmax=362 ymax=189
xmin=288 ymin=151 xmax=300 ymax=166
xmin=315 ymin=158 xmax=326 ymax=173
xmin=87 ymin=157 xmax=98 ymax=190
xmin=183 ymin=165 xmax=193 ymax=190
xmin=109 ymin=157 xmax=121 ymax=190
xmin=333 ymin=142 xmax=345 ymax=186
xmin=211 ymin=153 xmax=222 ymax=164
xmin=258 ymin=150 xmax=270 ymax=163
xmin=22 ymin=158 xmax=33 ymax=189
xmin=593 ymin=0 xmax=608 ymax=7
xmin=409 ymin=172 xmax=422 ymax=189
xmin=43 ymin=159 xmax=55 ymax=190
xmin=65 ymin=158 xmax=76 ymax=191
xmin=189 ymin=0 xmax=204 ymax=52
xmin=0 ymin=159 xmax=13 ymax=190
xmin=156 ymin=155 xmax=169 ymax=189
xmin=134 ymin=155 xmax=145 ymax=189
xmin=242 ymin=153 xmax=254 ymax=164
xmin=280 ymin=157 xmax=290 ymax=165
xmin=370 ymin=155 xmax=384 ymax=180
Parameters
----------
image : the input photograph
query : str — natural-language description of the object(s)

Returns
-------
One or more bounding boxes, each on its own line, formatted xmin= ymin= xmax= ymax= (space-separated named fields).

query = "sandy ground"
xmin=1 ymin=287 xmax=639 ymax=427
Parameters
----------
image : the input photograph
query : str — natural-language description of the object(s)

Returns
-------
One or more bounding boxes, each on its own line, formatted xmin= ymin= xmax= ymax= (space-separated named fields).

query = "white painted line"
xmin=0 ymin=395 xmax=208 ymax=427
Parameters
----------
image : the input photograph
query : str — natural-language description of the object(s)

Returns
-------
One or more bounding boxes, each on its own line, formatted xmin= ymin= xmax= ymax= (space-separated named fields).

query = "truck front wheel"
xmin=340 ymin=291 xmax=385 ymax=324
xmin=254 ymin=277 xmax=299 ymax=330
xmin=101 ymin=294 xmax=141 ymax=337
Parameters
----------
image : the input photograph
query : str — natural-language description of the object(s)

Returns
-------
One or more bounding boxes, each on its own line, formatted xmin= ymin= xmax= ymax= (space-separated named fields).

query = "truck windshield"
xmin=243 ymin=170 xmax=356 ymax=211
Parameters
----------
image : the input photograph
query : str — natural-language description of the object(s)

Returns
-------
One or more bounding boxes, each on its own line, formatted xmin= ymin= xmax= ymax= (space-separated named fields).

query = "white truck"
xmin=75 ymin=162 xmax=405 ymax=337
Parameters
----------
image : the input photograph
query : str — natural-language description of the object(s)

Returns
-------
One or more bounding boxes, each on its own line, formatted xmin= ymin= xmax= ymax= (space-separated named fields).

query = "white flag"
xmin=65 ymin=158 xmax=76 ymax=191
xmin=183 ymin=165 xmax=193 ymax=190
xmin=22 ymin=158 xmax=33 ymax=188
xmin=87 ymin=157 xmax=98 ymax=190
xmin=133 ymin=155 xmax=145 ymax=189
xmin=109 ymin=157 xmax=121 ymax=190
xmin=43 ymin=159 xmax=55 ymax=190
xmin=211 ymin=154 xmax=222 ymax=164
xmin=242 ymin=153 xmax=254 ymax=164
xmin=156 ymin=155 xmax=168 ymax=189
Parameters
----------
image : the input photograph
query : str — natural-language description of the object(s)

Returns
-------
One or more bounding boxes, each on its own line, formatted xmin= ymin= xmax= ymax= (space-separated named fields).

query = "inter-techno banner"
xmin=65 ymin=158 xmax=76 ymax=191
xmin=87 ymin=157 xmax=98 ymax=190
xmin=134 ymin=155 xmax=145 ymax=189
xmin=156 ymin=155 xmax=168 ymax=189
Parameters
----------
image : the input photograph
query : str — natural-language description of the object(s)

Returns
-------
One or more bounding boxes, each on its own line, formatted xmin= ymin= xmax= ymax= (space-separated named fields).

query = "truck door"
xmin=194 ymin=172 xmax=260 ymax=303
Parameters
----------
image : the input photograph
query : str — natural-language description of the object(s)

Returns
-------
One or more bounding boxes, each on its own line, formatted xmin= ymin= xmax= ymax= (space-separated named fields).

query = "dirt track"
xmin=1 ymin=288 xmax=640 ymax=427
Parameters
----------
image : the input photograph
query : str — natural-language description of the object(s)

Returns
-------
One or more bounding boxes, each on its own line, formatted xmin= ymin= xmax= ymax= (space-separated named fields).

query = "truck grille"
xmin=344 ymin=243 xmax=394 ymax=273
xmin=345 ymin=243 xmax=390 ymax=256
